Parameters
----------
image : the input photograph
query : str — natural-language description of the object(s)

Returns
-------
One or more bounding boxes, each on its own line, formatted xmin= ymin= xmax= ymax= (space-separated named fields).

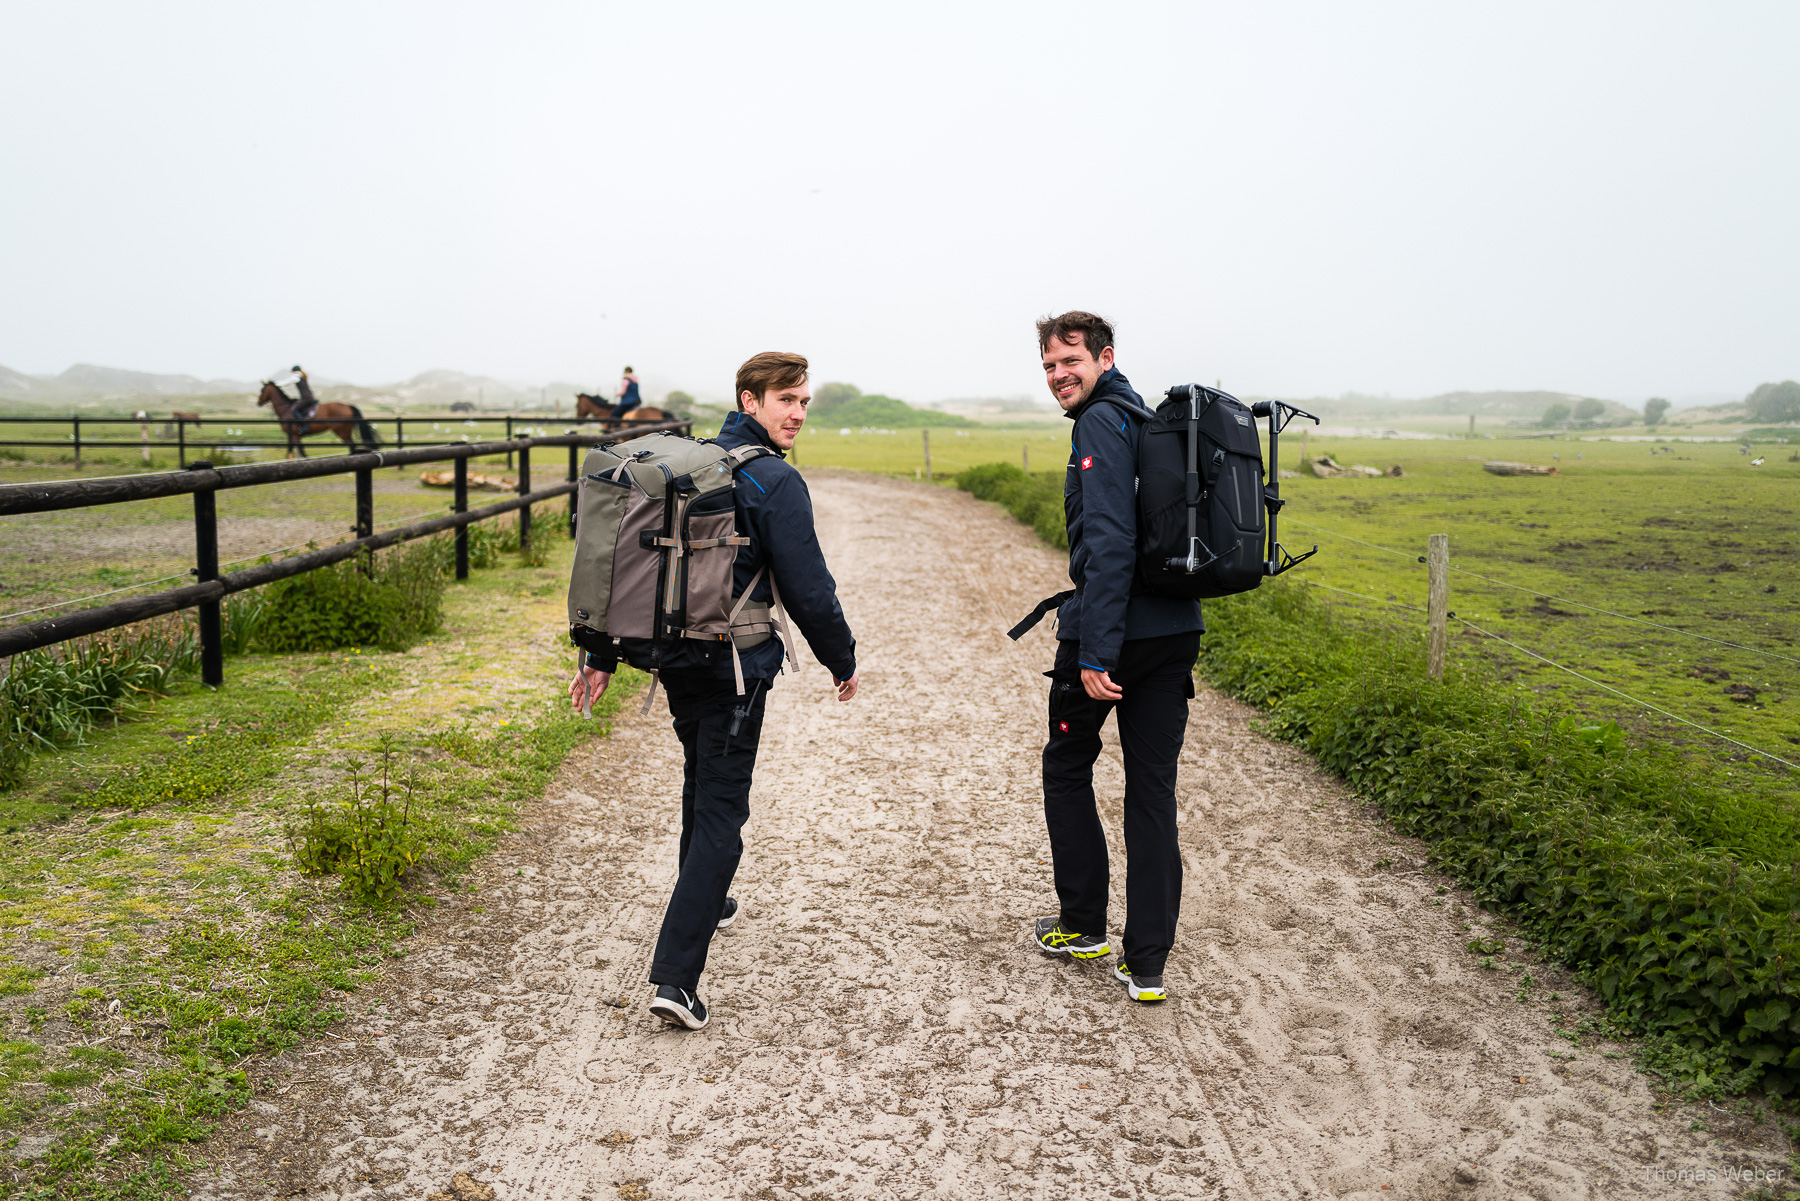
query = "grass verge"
xmin=0 ymin=533 xmax=628 ymax=1197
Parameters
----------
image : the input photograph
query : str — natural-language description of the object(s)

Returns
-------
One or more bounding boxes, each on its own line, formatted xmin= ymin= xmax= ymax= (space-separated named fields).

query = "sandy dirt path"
xmin=197 ymin=471 xmax=1779 ymax=1200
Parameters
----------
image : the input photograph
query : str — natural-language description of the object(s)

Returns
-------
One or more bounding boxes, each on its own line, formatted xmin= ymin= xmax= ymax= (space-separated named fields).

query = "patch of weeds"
xmin=1467 ymin=936 xmax=1506 ymax=956
xmin=289 ymin=737 xmax=424 ymax=906
xmin=0 ymin=961 xmax=44 ymax=997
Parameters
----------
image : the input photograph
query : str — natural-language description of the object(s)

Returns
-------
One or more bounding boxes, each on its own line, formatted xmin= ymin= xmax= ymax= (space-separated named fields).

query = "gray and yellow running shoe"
xmin=1034 ymin=916 xmax=1111 ymax=960
xmin=1113 ymin=962 xmax=1167 ymax=1003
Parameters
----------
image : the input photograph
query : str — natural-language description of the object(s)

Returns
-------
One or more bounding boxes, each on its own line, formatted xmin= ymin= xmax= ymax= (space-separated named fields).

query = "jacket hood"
xmin=1064 ymin=368 xmax=1154 ymax=424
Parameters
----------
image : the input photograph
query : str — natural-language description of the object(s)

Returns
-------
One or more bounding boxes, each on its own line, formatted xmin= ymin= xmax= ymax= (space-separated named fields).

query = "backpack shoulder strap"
xmin=725 ymin=444 xmax=778 ymax=468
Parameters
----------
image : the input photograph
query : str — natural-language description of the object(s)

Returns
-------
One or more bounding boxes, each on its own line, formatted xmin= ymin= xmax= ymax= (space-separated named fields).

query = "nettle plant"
xmin=289 ymin=736 xmax=425 ymax=905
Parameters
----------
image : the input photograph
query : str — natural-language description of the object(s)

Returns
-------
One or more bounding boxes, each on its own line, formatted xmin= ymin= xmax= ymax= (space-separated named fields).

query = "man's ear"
xmin=1099 ymin=346 xmax=1115 ymax=372
xmin=740 ymin=389 xmax=757 ymax=413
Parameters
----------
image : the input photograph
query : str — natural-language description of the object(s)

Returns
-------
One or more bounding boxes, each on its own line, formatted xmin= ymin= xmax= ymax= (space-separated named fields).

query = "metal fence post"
xmin=518 ymin=440 xmax=532 ymax=551
xmin=567 ymin=442 xmax=579 ymax=538
xmin=355 ymin=460 xmax=374 ymax=577
xmin=1427 ymin=533 xmax=1449 ymax=680
xmin=454 ymin=455 xmax=469 ymax=580
xmin=191 ymin=461 xmax=223 ymax=687
xmin=72 ymin=417 xmax=81 ymax=469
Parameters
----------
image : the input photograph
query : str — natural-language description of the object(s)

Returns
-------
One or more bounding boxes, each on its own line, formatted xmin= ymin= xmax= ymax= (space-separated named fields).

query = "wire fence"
xmin=1283 ymin=515 xmax=1798 ymax=771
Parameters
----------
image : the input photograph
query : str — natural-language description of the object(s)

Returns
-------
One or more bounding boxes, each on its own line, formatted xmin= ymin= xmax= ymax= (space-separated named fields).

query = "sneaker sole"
xmin=716 ymin=910 xmax=737 ymax=931
xmin=1036 ymin=937 xmax=1112 ymax=960
xmin=648 ymin=999 xmax=708 ymax=1030
xmin=1112 ymin=964 xmax=1167 ymax=1003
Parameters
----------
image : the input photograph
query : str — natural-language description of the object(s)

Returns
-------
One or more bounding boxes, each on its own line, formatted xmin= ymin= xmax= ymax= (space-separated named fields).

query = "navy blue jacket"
xmin=663 ymin=412 xmax=857 ymax=683
xmin=1057 ymin=369 xmax=1204 ymax=671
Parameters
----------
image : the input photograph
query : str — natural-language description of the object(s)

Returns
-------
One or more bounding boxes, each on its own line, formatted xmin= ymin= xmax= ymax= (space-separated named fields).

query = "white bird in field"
xmin=1751 ymin=456 xmax=1766 ymax=466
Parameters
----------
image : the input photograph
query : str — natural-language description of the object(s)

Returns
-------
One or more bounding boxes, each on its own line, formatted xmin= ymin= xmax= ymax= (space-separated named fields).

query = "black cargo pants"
xmin=1042 ymin=631 xmax=1198 ymax=977
xmin=647 ymin=671 xmax=770 ymax=992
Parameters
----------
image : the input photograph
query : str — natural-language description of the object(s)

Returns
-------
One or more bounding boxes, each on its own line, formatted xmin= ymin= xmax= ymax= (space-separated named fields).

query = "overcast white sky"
xmin=2 ymin=2 xmax=1795 ymax=404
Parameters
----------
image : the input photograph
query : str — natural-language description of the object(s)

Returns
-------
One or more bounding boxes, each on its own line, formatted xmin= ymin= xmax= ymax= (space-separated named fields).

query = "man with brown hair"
xmin=570 ymin=351 xmax=859 ymax=1031
xmin=1026 ymin=311 xmax=1202 ymax=1004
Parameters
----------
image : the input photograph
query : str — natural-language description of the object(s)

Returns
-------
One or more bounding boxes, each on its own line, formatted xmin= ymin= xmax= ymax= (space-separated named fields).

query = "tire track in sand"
xmin=195 ymin=470 xmax=1774 ymax=1200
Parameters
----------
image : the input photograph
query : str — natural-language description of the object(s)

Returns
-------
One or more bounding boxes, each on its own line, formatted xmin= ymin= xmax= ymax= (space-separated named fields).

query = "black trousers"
xmin=648 ymin=672 xmax=770 ymax=991
xmin=1042 ymin=631 xmax=1198 ymax=977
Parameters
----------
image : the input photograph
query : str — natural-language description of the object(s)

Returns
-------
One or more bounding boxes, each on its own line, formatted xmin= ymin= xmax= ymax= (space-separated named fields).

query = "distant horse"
xmin=161 ymin=410 xmax=203 ymax=438
xmin=574 ymin=393 xmax=675 ymax=431
xmin=257 ymin=381 xmax=382 ymax=457
xmin=449 ymin=401 xmax=476 ymax=413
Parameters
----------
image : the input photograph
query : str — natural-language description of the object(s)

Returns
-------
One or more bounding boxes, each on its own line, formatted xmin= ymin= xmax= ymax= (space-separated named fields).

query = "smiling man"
xmin=572 ymin=350 xmax=859 ymax=1031
xmin=1027 ymin=311 xmax=1203 ymax=1005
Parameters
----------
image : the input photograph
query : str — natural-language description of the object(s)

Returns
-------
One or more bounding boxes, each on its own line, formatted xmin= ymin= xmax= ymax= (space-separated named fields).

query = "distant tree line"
xmin=809 ymin=382 xmax=977 ymax=428
xmin=1746 ymin=380 xmax=1800 ymax=424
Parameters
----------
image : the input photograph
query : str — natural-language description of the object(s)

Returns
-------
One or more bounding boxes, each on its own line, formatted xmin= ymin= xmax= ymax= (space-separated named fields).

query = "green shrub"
xmin=287 ymin=737 xmax=423 ymax=906
xmin=957 ymin=462 xmax=1068 ymax=550
xmin=1199 ymin=582 xmax=1800 ymax=1091
xmin=0 ymin=618 xmax=195 ymax=773
xmin=219 ymin=589 xmax=268 ymax=655
xmin=253 ymin=539 xmax=447 ymax=653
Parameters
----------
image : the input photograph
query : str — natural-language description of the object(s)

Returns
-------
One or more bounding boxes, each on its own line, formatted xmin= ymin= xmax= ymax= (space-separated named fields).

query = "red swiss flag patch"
xmin=1080 ymin=456 xmax=1093 ymax=470
xmin=1058 ymin=721 xmax=1070 ymax=732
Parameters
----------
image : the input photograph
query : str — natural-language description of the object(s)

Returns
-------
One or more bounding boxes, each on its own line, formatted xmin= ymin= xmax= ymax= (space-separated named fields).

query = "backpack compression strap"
xmin=1008 ymin=589 xmax=1077 ymax=641
xmin=721 ymin=565 xmax=796 ymax=695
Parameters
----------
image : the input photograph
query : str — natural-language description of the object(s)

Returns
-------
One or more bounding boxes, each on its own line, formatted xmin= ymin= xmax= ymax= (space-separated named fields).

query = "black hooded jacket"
xmin=1057 ymin=369 xmax=1204 ymax=672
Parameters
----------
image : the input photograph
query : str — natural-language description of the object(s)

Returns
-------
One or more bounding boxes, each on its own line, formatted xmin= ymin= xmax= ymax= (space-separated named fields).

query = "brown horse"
xmin=257 ymin=381 xmax=382 ymax=457
xmin=573 ymin=393 xmax=675 ymax=431
xmin=160 ymin=410 xmax=203 ymax=438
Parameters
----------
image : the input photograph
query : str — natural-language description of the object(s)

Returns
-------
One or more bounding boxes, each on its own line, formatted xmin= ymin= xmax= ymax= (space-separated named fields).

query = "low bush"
xmin=1200 ymin=582 xmax=1800 ymax=1093
xmin=956 ymin=462 xmax=1068 ymax=549
xmin=253 ymin=538 xmax=448 ymax=653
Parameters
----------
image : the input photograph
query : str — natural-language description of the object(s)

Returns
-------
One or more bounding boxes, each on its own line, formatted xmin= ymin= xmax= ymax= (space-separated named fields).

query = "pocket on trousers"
xmin=1048 ymin=678 xmax=1100 ymax=740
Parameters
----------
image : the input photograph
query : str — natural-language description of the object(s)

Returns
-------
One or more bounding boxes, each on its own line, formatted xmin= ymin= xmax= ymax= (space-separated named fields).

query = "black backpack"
xmin=1008 ymin=384 xmax=1317 ymax=641
xmin=1134 ymin=384 xmax=1317 ymax=599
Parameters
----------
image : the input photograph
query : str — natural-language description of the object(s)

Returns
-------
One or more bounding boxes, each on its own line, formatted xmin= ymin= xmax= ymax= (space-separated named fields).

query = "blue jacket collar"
xmin=719 ymin=410 xmax=786 ymax=458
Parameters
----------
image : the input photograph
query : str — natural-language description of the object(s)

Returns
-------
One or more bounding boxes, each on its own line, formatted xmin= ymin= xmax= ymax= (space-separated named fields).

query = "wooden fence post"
xmin=567 ymin=443 xmax=579 ymax=538
xmin=354 ymin=462 xmax=374 ymax=577
xmin=1427 ymin=533 xmax=1449 ymax=680
xmin=192 ymin=463 xmax=223 ymax=687
xmin=923 ymin=430 xmax=932 ymax=481
xmin=517 ymin=440 xmax=532 ymax=551
xmin=454 ymin=457 xmax=469 ymax=580
xmin=72 ymin=417 xmax=81 ymax=469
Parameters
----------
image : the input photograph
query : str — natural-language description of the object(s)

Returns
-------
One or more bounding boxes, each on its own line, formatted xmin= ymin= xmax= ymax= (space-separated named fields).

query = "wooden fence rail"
xmin=0 ymin=421 xmax=691 ymax=684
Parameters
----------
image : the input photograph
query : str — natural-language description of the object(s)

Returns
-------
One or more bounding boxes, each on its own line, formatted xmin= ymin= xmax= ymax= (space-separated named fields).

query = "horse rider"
xmin=611 ymin=366 xmax=642 ymax=421
xmin=273 ymin=366 xmax=319 ymax=424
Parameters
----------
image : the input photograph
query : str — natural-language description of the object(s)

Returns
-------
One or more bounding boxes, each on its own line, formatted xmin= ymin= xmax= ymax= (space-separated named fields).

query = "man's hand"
xmin=569 ymin=665 xmax=611 ymax=715
xmin=836 ymin=672 xmax=860 ymax=702
xmin=1080 ymin=667 xmax=1122 ymax=701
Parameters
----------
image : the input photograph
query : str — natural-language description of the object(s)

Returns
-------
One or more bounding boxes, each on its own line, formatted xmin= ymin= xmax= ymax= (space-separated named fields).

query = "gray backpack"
xmin=567 ymin=433 xmax=791 ymax=703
